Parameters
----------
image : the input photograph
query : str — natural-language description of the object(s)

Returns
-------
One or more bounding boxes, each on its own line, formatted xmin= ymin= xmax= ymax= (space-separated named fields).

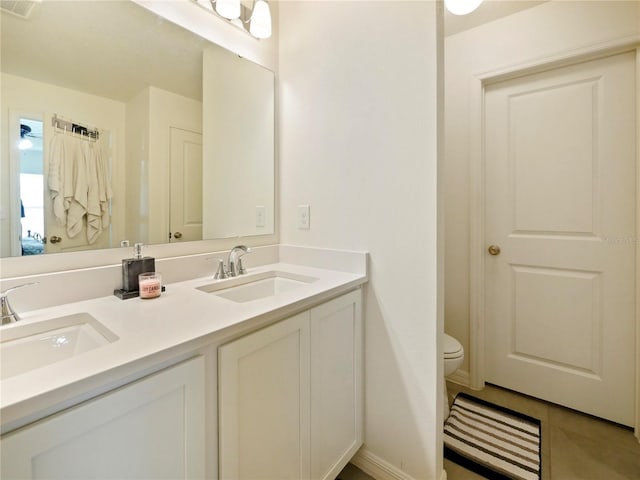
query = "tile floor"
xmin=337 ymin=382 xmax=640 ymax=480
xmin=337 ymin=463 xmax=374 ymax=480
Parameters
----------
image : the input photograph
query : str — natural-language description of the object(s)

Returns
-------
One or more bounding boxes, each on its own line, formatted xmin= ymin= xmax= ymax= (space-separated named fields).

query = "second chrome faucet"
xmin=1 ymin=282 xmax=39 ymax=325
xmin=214 ymin=245 xmax=252 ymax=279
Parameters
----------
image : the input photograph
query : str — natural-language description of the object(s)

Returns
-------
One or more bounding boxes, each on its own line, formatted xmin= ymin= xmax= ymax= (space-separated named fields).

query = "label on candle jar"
xmin=139 ymin=273 xmax=162 ymax=299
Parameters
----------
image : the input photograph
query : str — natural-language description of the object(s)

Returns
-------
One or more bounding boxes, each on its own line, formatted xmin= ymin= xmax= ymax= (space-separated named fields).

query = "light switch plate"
xmin=297 ymin=205 xmax=310 ymax=230
xmin=256 ymin=206 xmax=266 ymax=227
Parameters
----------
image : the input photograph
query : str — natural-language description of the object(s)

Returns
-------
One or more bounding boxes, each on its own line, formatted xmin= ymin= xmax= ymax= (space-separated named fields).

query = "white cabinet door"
xmin=1 ymin=356 xmax=206 ymax=480
xmin=310 ymin=290 xmax=363 ymax=480
xmin=219 ymin=312 xmax=311 ymax=480
xmin=218 ymin=291 xmax=363 ymax=480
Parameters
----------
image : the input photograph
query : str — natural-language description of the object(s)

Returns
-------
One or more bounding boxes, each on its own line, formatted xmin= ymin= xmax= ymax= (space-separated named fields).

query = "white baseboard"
xmin=445 ymin=369 xmax=470 ymax=387
xmin=351 ymin=449 xmax=416 ymax=480
xmin=351 ymin=448 xmax=447 ymax=480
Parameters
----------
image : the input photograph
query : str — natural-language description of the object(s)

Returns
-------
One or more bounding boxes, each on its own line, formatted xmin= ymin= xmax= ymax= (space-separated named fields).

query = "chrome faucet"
xmin=227 ymin=245 xmax=252 ymax=277
xmin=1 ymin=282 xmax=39 ymax=325
xmin=212 ymin=246 xmax=253 ymax=279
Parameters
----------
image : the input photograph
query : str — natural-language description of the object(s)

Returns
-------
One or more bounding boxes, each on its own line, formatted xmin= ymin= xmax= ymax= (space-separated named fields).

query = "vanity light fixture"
xmin=206 ymin=0 xmax=272 ymax=39
xmin=215 ymin=0 xmax=240 ymax=20
xmin=229 ymin=17 xmax=246 ymax=31
xmin=445 ymin=0 xmax=483 ymax=16
xmin=249 ymin=0 xmax=271 ymax=39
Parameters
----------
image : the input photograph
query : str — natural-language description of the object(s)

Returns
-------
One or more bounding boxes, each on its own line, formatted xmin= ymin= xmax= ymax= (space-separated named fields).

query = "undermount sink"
xmin=0 ymin=313 xmax=119 ymax=380
xmin=197 ymin=271 xmax=318 ymax=303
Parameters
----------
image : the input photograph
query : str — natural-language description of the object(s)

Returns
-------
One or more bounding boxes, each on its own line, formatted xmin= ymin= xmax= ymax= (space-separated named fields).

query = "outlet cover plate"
xmin=297 ymin=205 xmax=310 ymax=230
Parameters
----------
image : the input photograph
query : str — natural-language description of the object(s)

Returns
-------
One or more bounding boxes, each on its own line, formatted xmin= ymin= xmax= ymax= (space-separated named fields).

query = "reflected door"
xmin=169 ymin=127 xmax=202 ymax=243
xmin=484 ymin=52 xmax=636 ymax=426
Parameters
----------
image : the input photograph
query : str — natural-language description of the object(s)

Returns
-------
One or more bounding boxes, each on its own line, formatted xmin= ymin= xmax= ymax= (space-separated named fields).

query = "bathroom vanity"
xmin=0 ymin=247 xmax=367 ymax=480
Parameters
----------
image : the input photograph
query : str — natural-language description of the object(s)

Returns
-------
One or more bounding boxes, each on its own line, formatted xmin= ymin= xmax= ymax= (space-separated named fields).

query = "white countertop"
xmin=0 ymin=262 xmax=366 ymax=429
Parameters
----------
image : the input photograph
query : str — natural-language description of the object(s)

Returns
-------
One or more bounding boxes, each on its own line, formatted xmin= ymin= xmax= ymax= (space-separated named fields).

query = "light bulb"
xmin=216 ymin=0 xmax=240 ymax=19
xmin=18 ymin=138 xmax=33 ymax=150
xmin=445 ymin=0 xmax=483 ymax=16
xmin=250 ymin=0 xmax=271 ymax=39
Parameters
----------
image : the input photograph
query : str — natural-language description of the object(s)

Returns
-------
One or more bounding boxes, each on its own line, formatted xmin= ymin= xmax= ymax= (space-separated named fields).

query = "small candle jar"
xmin=139 ymin=272 xmax=162 ymax=299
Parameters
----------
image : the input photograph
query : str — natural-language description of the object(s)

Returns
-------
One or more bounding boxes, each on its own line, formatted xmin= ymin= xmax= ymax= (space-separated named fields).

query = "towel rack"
xmin=52 ymin=114 xmax=100 ymax=140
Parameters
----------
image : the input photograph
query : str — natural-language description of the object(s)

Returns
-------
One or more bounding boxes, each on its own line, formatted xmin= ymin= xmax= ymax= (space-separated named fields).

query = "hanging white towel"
xmin=47 ymin=134 xmax=88 ymax=238
xmin=66 ymin=139 xmax=88 ymax=238
xmin=47 ymin=134 xmax=67 ymax=225
xmin=86 ymin=142 xmax=102 ymax=244
xmin=48 ymin=128 xmax=112 ymax=243
xmin=95 ymin=145 xmax=113 ymax=230
xmin=48 ymin=133 xmax=84 ymax=234
xmin=61 ymin=136 xmax=76 ymax=221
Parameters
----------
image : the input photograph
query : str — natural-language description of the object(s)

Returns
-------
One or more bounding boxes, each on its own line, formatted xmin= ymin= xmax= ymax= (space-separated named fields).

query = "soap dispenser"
xmin=114 ymin=243 xmax=156 ymax=299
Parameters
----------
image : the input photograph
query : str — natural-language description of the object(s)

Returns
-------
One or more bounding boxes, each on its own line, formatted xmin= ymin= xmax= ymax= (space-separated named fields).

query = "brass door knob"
xmin=50 ymin=236 xmax=62 ymax=244
xmin=488 ymin=245 xmax=501 ymax=256
xmin=174 ymin=232 xmax=183 ymax=239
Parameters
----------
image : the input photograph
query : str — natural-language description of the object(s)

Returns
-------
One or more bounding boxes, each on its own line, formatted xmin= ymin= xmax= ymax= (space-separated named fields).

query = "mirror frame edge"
xmin=0 ymin=234 xmax=280 ymax=278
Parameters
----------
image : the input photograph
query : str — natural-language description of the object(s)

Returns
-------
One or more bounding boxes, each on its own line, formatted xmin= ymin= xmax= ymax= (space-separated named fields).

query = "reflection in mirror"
xmin=17 ymin=119 xmax=45 ymax=256
xmin=203 ymin=46 xmax=275 ymax=239
xmin=0 ymin=0 xmax=275 ymax=259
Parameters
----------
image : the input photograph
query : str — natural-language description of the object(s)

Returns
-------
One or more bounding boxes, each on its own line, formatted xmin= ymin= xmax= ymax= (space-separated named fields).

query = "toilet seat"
xmin=444 ymin=333 xmax=463 ymax=360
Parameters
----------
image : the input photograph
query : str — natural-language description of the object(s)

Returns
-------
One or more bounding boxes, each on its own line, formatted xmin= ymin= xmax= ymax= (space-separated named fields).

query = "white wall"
xmin=125 ymin=88 xmax=151 ymax=245
xmin=444 ymin=1 xmax=640 ymax=378
xmin=279 ymin=2 xmax=443 ymax=479
xmin=0 ymin=73 xmax=127 ymax=257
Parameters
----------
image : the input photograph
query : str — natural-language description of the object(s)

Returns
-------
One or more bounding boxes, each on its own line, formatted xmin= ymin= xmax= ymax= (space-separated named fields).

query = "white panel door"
xmin=169 ymin=127 xmax=202 ymax=242
xmin=310 ymin=290 xmax=363 ymax=480
xmin=219 ymin=312 xmax=311 ymax=480
xmin=1 ymin=357 xmax=206 ymax=479
xmin=484 ymin=52 xmax=636 ymax=425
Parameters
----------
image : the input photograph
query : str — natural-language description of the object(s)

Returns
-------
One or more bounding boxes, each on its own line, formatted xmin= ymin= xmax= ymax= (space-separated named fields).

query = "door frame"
xmin=468 ymin=39 xmax=640 ymax=437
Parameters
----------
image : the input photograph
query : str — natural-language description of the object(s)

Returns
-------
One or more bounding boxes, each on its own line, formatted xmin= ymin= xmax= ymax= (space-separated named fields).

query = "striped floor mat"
xmin=444 ymin=393 xmax=541 ymax=480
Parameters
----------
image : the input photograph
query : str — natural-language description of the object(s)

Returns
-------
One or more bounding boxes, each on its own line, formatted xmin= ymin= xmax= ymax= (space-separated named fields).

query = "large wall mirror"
xmin=0 ymin=0 xmax=275 ymax=259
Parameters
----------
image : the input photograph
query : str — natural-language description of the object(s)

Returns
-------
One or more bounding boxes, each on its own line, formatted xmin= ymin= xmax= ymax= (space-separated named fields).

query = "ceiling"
xmin=445 ymin=0 xmax=547 ymax=36
xmin=1 ymin=0 xmax=206 ymax=102
xmin=2 ymin=0 xmax=549 ymax=101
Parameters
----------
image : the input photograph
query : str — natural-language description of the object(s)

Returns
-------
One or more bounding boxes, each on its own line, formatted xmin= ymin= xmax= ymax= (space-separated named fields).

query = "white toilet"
xmin=443 ymin=333 xmax=464 ymax=419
